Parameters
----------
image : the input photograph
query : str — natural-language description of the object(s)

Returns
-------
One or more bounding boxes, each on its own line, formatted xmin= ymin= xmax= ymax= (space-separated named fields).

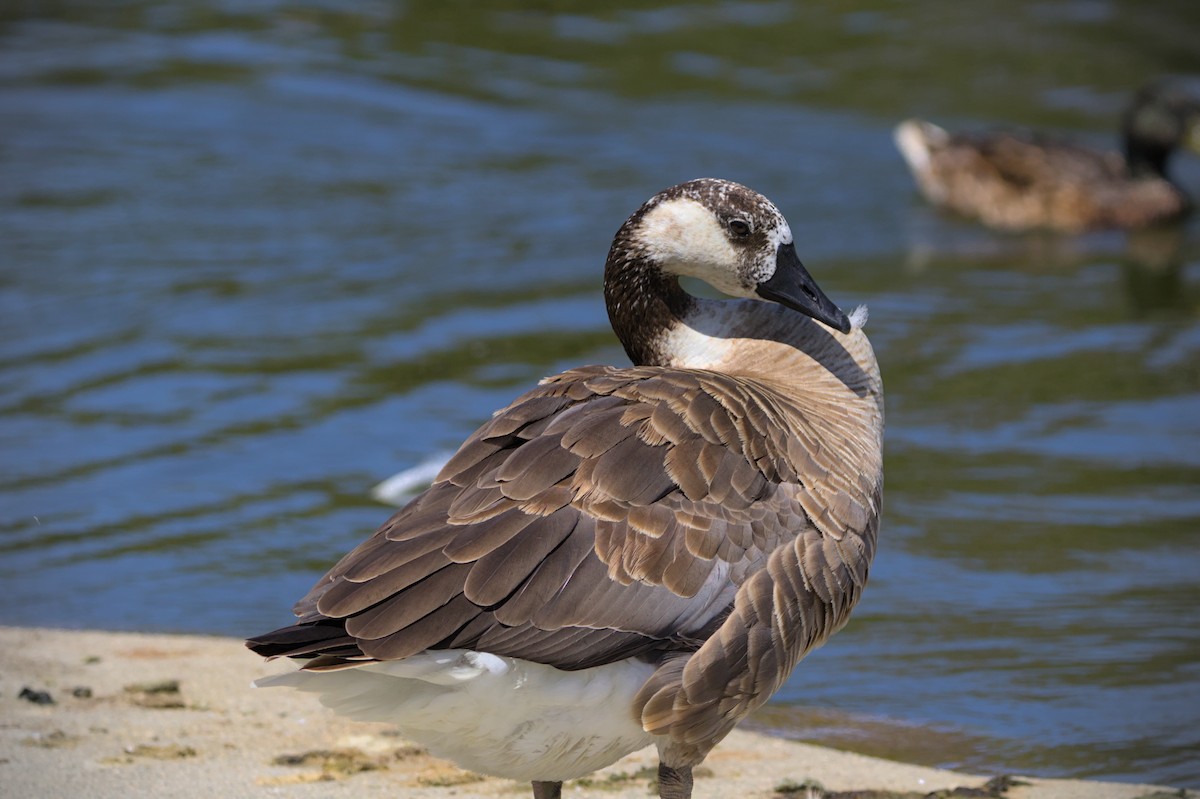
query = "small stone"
xmin=124 ymin=743 xmax=197 ymax=760
xmin=18 ymin=687 xmax=54 ymax=705
xmin=123 ymin=679 xmax=180 ymax=695
xmin=23 ymin=730 xmax=76 ymax=748
xmin=71 ymin=686 xmax=93 ymax=699
xmin=124 ymin=679 xmax=185 ymax=708
xmin=271 ymin=748 xmax=388 ymax=778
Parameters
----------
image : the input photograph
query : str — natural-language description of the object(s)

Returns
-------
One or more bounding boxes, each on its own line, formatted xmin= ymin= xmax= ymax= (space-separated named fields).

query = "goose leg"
xmin=532 ymin=780 xmax=562 ymax=799
xmin=657 ymin=763 xmax=693 ymax=799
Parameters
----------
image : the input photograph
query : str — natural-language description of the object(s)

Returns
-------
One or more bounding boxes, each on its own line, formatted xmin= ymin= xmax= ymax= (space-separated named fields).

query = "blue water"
xmin=2 ymin=1 xmax=1199 ymax=788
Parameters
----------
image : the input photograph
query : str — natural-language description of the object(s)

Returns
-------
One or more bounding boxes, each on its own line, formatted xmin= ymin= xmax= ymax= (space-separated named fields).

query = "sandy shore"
xmin=0 ymin=626 xmax=1186 ymax=799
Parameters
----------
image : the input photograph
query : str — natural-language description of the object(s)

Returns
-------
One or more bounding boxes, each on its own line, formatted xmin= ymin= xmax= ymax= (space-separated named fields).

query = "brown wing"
xmin=965 ymin=130 xmax=1125 ymax=187
xmin=248 ymin=364 xmax=861 ymax=673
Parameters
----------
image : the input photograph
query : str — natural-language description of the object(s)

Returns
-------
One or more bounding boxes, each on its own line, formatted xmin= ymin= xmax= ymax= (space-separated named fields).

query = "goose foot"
xmin=532 ymin=780 xmax=562 ymax=799
xmin=657 ymin=762 xmax=693 ymax=799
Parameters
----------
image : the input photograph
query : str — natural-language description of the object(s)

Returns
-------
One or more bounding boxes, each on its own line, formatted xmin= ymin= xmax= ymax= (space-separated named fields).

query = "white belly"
xmin=257 ymin=649 xmax=659 ymax=781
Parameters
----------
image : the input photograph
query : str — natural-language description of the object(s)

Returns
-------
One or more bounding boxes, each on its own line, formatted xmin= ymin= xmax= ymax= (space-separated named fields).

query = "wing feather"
xmin=492 ymin=518 xmax=596 ymax=623
xmin=251 ymin=363 xmax=878 ymax=687
xmin=361 ymin=593 xmax=481 ymax=661
xmin=317 ymin=546 xmax=451 ymax=617
xmin=343 ymin=562 xmax=471 ymax=639
xmin=494 ymin=434 xmax=579 ymax=500
xmin=463 ymin=507 xmax=577 ymax=606
xmin=441 ymin=506 xmax=540 ymax=562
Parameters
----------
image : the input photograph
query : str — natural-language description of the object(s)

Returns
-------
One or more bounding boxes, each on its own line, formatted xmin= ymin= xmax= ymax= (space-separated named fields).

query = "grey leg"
xmin=532 ymin=780 xmax=562 ymax=799
xmin=657 ymin=762 xmax=693 ymax=799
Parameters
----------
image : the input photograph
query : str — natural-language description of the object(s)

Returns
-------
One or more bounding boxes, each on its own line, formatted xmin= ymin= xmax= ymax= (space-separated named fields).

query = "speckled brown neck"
xmin=603 ymin=209 xmax=695 ymax=367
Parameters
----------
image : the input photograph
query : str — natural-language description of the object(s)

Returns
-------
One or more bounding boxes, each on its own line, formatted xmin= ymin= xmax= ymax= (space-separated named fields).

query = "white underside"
xmin=256 ymin=649 xmax=659 ymax=782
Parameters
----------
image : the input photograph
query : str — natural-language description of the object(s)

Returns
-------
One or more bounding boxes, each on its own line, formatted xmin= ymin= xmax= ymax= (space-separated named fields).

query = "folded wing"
xmin=248 ymin=364 xmax=866 ymax=674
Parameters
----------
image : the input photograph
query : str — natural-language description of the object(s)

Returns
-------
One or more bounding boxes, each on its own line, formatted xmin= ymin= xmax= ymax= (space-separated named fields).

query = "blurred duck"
xmin=894 ymin=80 xmax=1200 ymax=233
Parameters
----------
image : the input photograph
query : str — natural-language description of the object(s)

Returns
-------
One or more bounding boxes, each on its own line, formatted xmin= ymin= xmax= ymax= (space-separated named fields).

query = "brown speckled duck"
xmin=894 ymin=81 xmax=1200 ymax=233
xmin=247 ymin=179 xmax=884 ymax=799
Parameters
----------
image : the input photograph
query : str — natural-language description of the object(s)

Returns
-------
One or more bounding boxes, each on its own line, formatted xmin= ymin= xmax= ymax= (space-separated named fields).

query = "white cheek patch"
xmin=638 ymin=199 xmax=752 ymax=298
xmin=640 ymin=199 xmax=737 ymax=268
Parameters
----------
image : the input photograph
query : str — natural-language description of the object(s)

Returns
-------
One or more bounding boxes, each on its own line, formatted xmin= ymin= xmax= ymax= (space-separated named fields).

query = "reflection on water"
xmin=2 ymin=0 xmax=1199 ymax=789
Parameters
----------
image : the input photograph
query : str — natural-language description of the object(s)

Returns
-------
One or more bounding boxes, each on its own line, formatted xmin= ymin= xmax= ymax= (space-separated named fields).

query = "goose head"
xmin=1121 ymin=80 xmax=1200 ymax=178
xmin=605 ymin=179 xmax=850 ymax=365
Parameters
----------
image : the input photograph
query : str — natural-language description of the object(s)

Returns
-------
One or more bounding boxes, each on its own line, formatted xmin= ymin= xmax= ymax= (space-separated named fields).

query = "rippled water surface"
xmin=3 ymin=1 xmax=1199 ymax=788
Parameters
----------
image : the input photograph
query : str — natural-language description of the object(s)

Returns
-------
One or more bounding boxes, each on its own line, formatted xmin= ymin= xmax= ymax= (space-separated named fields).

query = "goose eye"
xmin=729 ymin=219 xmax=752 ymax=237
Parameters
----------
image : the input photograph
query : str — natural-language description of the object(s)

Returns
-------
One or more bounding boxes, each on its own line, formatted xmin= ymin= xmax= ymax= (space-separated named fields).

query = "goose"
xmin=894 ymin=80 xmax=1200 ymax=233
xmin=246 ymin=178 xmax=885 ymax=799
